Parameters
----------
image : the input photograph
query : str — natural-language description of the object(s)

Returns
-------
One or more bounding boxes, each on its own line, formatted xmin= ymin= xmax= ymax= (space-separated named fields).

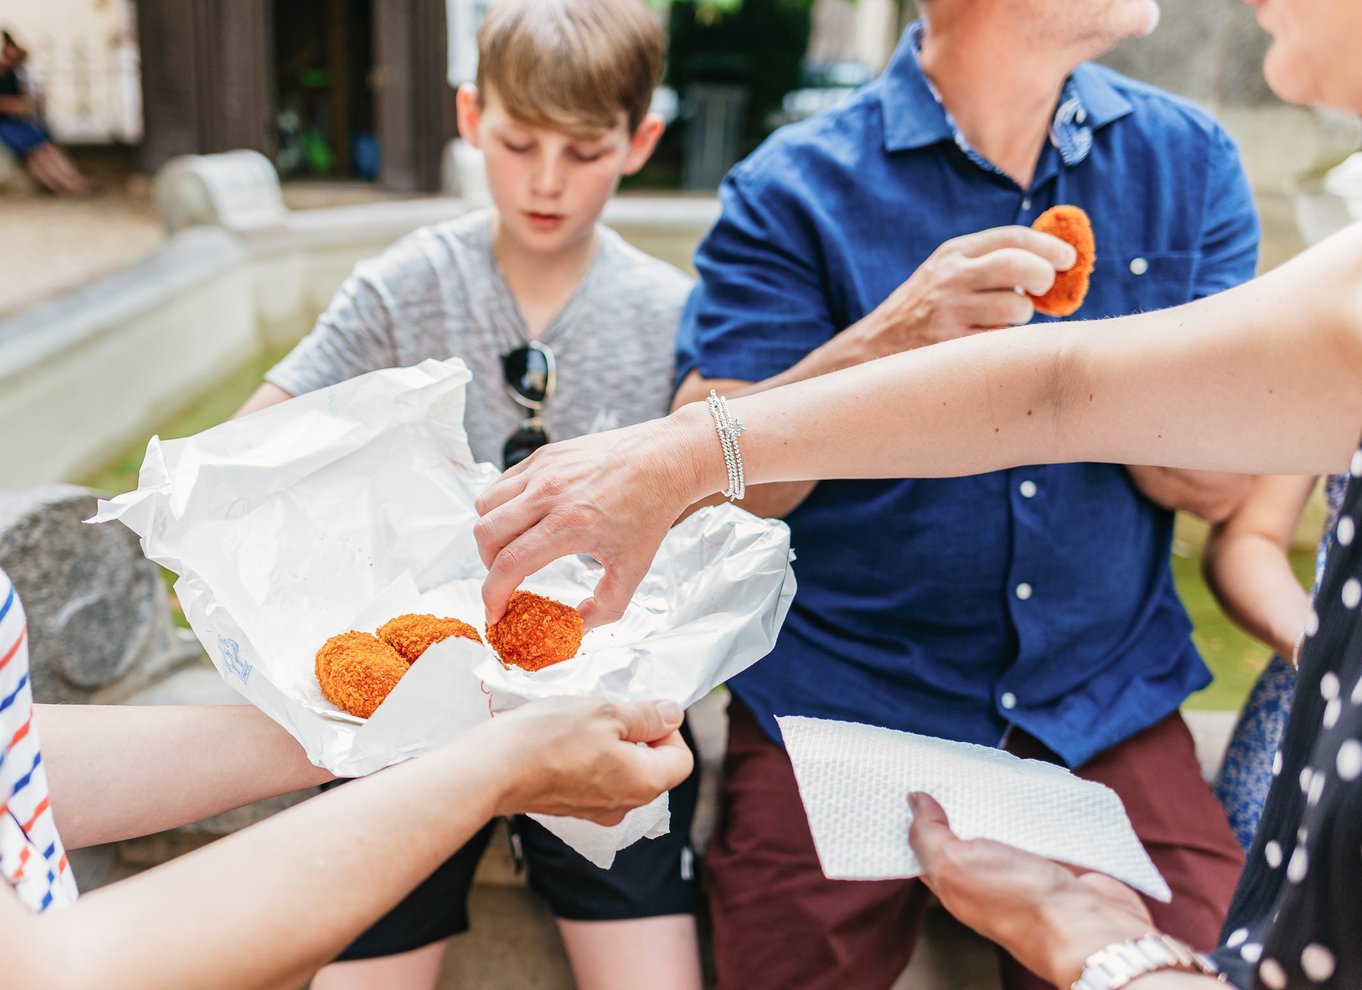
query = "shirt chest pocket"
xmin=1088 ymin=250 xmax=1200 ymax=317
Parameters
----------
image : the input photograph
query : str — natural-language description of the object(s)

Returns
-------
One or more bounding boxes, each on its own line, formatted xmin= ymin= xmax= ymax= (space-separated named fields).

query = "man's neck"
xmin=490 ymin=217 xmax=599 ymax=338
xmin=917 ymin=17 xmax=1081 ymax=190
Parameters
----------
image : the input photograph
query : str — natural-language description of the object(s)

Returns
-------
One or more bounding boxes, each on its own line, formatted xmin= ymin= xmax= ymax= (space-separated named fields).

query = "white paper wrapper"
xmin=777 ymin=716 xmax=1171 ymax=902
xmin=91 ymin=358 xmax=796 ymax=867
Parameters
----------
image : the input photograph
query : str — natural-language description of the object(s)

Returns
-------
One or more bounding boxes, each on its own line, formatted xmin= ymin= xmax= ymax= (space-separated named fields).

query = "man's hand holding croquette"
xmin=811 ymin=219 xmax=1084 ymax=362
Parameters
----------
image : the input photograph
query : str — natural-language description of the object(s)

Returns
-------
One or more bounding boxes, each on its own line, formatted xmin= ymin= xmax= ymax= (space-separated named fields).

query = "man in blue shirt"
xmin=674 ymin=2 xmax=1258 ymax=987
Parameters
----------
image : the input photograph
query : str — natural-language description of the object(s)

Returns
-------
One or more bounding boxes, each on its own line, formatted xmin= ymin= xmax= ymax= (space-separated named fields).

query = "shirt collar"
xmin=880 ymin=21 xmax=1133 ymax=168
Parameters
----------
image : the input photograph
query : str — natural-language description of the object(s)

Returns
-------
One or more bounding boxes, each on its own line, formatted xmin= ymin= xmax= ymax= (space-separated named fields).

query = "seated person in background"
xmin=0 ymin=30 xmax=94 ymax=196
xmin=1203 ymin=472 xmax=1345 ymax=848
xmin=233 ymin=2 xmax=702 ymax=988
xmin=0 ymin=564 xmax=690 ymax=989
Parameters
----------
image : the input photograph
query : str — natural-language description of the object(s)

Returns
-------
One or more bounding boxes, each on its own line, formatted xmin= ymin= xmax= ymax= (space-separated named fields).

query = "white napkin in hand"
xmin=776 ymin=716 xmax=1171 ymax=902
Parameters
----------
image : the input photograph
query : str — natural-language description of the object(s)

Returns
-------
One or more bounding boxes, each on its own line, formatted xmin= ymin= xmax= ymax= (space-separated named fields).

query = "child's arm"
xmin=1202 ymin=473 xmax=1318 ymax=659
xmin=6 ymin=698 xmax=688 ymax=990
xmin=232 ymin=382 xmax=293 ymax=418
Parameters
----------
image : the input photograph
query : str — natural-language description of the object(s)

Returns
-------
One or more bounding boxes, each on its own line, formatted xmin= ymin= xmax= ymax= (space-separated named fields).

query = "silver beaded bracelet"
xmin=707 ymin=389 xmax=747 ymax=501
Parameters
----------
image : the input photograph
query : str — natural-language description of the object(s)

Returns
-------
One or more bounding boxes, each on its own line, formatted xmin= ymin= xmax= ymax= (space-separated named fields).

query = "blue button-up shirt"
xmin=678 ymin=24 xmax=1260 ymax=767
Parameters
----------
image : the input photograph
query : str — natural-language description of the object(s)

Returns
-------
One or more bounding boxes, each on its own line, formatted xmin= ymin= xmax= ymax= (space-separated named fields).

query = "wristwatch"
xmin=1072 ymin=933 xmax=1225 ymax=990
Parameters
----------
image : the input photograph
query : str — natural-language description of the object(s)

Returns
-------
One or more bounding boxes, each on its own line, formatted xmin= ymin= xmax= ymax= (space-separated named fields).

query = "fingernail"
xmin=655 ymin=700 xmax=683 ymax=726
xmin=907 ymin=791 xmax=922 ymax=812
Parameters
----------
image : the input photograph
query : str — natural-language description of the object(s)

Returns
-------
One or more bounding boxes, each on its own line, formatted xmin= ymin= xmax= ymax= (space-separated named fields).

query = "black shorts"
xmin=332 ymin=718 xmax=700 ymax=961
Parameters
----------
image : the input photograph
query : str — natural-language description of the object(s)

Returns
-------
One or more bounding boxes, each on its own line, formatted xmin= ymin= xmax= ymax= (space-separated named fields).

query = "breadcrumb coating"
xmin=315 ymin=631 xmax=409 ymax=718
xmin=377 ymin=613 xmax=482 ymax=664
xmin=1029 ymin=205 xmax=1095 ymax=318
xmin=486 ymin=591 xmax=584 ymax=672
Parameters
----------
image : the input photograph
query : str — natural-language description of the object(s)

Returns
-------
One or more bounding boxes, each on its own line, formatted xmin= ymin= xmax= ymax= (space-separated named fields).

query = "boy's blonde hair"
xmin=476 ymin=0 xmax=665 ymax=136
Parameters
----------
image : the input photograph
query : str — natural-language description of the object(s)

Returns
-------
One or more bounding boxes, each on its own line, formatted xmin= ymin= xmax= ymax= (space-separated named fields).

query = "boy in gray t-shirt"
xmin=236 ymin=3 xmax=703 ymax=989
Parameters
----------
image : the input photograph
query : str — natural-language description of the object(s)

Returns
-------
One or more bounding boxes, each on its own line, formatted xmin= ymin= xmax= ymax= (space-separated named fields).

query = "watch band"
xmin=1072 ymin=932 xmax=1225 ymax=990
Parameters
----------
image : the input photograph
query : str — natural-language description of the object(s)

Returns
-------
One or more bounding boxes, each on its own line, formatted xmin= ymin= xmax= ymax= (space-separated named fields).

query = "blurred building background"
xmin=1 ymin=0 xmax=1353 ymax=196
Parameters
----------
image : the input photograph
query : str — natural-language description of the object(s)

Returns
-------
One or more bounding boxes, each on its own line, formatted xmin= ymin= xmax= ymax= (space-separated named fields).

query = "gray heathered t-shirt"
xmin=268 ymin=210 xmax=694 ymax=465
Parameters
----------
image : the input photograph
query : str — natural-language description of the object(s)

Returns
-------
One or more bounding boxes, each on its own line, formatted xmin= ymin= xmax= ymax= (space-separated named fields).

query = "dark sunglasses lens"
xmin=503 ymin=422 xmax=550 ymax=469
xmin=503 ymin=346 xmax=552 ymax=404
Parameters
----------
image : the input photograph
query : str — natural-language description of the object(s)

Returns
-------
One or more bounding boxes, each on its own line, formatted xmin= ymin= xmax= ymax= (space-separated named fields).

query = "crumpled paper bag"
xmin=91 ymin=358 xmax=796 ymax=867
xmin=776 ymin=716 xmax=1170 ymax=901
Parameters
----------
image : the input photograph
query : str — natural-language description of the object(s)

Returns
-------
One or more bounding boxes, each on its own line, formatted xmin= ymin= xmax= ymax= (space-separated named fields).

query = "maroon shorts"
xmin=706 ymin=699 xmax=1245 ymax=990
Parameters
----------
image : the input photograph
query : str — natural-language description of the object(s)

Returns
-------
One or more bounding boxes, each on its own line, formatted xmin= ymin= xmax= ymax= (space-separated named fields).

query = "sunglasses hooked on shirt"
xmin=501 ymin=339 xmax=555 ymax=468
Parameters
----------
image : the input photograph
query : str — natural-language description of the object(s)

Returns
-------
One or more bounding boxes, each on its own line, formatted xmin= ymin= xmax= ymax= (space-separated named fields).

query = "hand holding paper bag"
xmin=91 ymin=358 xmax=796 ymax=867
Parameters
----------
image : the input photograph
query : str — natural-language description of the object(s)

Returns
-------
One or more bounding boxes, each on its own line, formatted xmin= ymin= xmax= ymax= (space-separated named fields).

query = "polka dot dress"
xmin=1214 ymin=445 xmax=1362 ymax=988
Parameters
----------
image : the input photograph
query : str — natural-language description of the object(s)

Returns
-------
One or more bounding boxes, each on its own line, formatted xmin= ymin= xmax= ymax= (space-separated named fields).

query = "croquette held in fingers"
xmin=1029 ymin=205 xmax=1095 ymax=318
xmin=315 ymin=631 xmax=408 ymax=718
xmin=486 ymin=591 xmax=585 ymax=672
xmin=378 ymin=613 xmax=482 ymax=664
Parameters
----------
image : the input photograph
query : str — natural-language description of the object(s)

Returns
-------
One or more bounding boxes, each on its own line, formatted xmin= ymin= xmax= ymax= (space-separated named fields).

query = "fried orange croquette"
xmin=1029 ymin=205 xmax=1095 ymax=318
xmin=486 ymin=590 xmax=584 ymax=672
xmin=315 ymin=631 xmax=409 ymax=718
xmin=377 ymin=613 xmax=482 ymax=664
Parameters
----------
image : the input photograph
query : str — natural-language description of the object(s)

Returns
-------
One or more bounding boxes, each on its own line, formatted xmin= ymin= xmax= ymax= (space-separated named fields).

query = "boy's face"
xmin=458 ymin=84 xmax=663 ymax=256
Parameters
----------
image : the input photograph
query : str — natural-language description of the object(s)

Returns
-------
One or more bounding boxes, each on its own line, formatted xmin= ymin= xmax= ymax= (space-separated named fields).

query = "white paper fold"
xmin=90 ymin=358 xmax=796 ymax=867
xmin=777 ymin=716 xmax=1171 ymax=902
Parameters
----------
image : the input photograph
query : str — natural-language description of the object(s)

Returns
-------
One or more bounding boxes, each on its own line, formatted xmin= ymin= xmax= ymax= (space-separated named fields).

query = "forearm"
xmin=1036 ymin=901 xmax=1232 ymax=990
xmin=670 ymin=321 xmax=885 ymax=520
xmin=676 ymin=481 xmax=818 ymax=523
xmin=1203 ymin=534 xmax=1311 ymax=657
xmin=673 ymin=373 xmax=829 ymax=520
xmin=232 ymin=382 xmax=293 ymax=419
xmin=22 ymin=734 xmax=501 ymax=990
xmin=697 ymin=228 xmax=1362 ymax=494
xmin=36 ymin=704 xmax=333 ymax=849
xmin=1050 ymin=933 xmax=1230 ymax=990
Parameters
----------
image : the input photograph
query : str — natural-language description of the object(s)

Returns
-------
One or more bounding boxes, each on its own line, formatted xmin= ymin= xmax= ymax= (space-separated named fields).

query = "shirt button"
xmin=1001 ymin=691 xmax=1018 ymax=710
xmin=1019 ymin=480 xmax=1037 ymax=499
xmin=1129 ymin=256 xmax=1149 ymax=276
xmin=1015 ymin=582 xmax=1033 ymax=600
xmin=1021 ymin=197 xmax=1032 ymax=211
